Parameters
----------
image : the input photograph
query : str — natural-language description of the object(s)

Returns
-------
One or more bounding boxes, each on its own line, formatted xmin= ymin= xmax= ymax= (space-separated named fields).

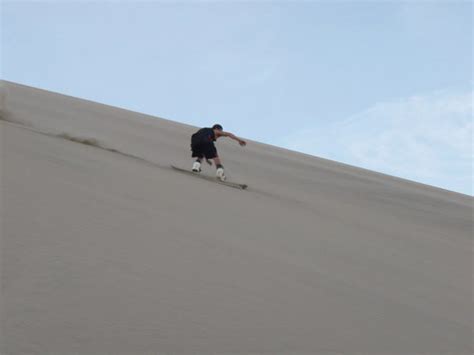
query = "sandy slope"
xmin=0 ymin=80 xmax=472 ymax=354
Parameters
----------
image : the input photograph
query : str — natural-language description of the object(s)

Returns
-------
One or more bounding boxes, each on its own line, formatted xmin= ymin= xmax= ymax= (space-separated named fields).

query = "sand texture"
xmin=0 ymin=81 xmax=472 ymax=354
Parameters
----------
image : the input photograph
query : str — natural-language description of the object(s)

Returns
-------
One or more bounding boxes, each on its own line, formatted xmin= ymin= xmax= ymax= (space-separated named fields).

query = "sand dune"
xmin=1 ymin=80 xmax=472 ymax=354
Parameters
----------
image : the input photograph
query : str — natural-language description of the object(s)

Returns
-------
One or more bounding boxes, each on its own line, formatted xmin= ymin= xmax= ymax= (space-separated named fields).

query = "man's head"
xmin=212 ymin=124 xmax=223 ymax=132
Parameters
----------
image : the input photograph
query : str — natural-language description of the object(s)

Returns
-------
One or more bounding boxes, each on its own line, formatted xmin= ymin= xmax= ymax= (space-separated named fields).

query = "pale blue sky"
xmin=2 ymin=1 xmax=472 ymax=194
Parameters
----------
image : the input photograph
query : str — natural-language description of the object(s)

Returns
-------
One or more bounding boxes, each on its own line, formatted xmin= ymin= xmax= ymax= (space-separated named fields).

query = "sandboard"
xmin=171 ymin=165 xmax=248 ymax=190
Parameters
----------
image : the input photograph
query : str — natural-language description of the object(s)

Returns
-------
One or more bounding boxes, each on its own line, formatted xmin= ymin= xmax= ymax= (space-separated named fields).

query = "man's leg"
xmin=192 ymin=156 xmax=203 ymax=172
xmin=212 ymin=157 xmax=222 ymax=167
xmin=191 ymin=142 xmax=204 ymax=172
xmin=213 ymin=157 xmax=226 ymax=181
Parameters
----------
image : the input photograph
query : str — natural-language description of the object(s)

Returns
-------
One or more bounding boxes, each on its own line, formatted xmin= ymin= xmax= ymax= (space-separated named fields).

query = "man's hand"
xmin=238 ymin=139 xmax=247 ymax=147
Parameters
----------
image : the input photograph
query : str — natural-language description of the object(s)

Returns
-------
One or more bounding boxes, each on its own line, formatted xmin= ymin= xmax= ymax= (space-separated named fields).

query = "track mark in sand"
xmin=0 ymin=118 xmax=168 ymax=171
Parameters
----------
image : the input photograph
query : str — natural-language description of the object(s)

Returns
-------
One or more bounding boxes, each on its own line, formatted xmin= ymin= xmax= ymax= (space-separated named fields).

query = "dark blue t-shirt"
xmin=191 ymin=128 xmax=216 ymax=145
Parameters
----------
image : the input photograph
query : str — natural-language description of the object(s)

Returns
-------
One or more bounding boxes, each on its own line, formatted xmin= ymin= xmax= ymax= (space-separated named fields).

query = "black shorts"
xmin=191 ymin=142 xmax=218 ymax=159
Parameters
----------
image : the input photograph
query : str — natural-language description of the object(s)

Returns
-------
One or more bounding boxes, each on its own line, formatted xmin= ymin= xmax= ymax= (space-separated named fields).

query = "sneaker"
xmin=216 ymin=167 xmax=226 ymax=181
xmin=192 ymin=161 xmax=201 ymax=172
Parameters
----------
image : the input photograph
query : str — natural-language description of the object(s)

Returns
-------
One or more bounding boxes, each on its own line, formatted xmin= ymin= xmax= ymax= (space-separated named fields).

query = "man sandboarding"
xmin=190 ymin=124 xmax=246 ymax=181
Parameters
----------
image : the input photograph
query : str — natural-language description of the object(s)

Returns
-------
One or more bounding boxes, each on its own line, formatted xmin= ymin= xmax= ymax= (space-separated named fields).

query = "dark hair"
xmin=212 ymin=124 xmax=223 ymax=131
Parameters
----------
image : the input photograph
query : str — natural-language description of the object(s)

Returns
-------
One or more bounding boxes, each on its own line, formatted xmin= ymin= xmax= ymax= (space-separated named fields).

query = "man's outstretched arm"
xmin=218 ymin=131 xmax=247 ymax=146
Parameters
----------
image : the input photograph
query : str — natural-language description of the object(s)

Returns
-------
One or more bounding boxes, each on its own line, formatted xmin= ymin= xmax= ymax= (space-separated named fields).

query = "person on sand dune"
xmin=190 ymin=124 xmax=246 ymax=181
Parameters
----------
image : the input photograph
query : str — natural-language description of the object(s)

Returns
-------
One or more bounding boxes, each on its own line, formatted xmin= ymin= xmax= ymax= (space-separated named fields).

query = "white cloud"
xmin=282 ymin=90 xmax=473 ymax=194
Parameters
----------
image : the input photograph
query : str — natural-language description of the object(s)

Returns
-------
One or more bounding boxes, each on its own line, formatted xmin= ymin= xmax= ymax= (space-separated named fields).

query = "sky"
xmin=1 ymin=0 xmax=472 ymax=195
